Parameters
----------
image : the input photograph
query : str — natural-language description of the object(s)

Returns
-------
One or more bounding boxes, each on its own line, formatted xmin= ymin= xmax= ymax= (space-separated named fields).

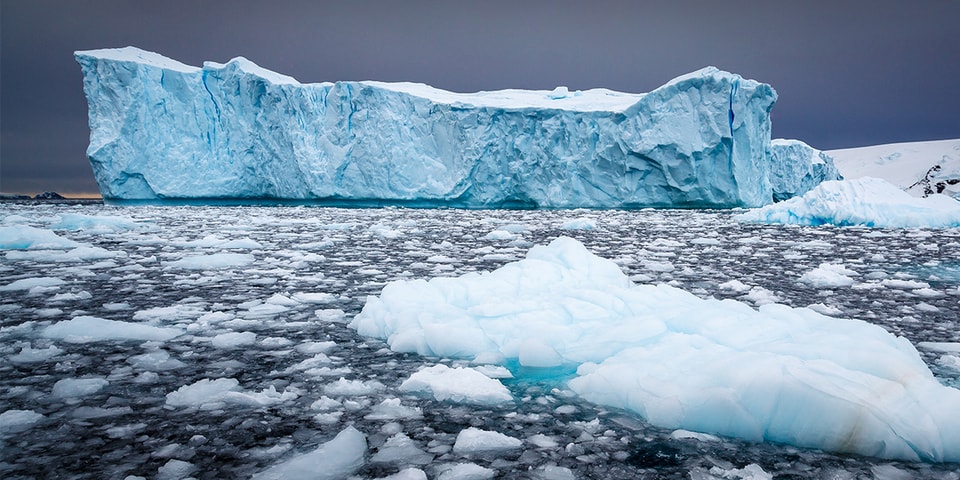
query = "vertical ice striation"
xmin=76 ymin=47 xmax=781 ymax=207
xmin=768 ymin=139 xmax=842 ymax=202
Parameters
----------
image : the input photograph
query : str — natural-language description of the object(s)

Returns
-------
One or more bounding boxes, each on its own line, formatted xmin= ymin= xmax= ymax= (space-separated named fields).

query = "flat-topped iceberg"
xmin=351 ymin=237 xmax=960 ymax=462
xmin=737 ymin=177 xmax=960 ymax=228
xmin=76 ymin=47 xmax=784 ymax=207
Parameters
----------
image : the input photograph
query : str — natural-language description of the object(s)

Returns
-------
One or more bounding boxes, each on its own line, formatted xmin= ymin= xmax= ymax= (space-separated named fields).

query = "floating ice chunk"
xmin=527 ymin=434 xmax=559 ymax=448
xmin=165 ymin=378 xmax=240 ymax=408
xmin=323 ymin=377 xmax=385 ymax=397
xmin=530 ymin=465 xmax=575 ymax=480
xmin=483 ymin=230 xmax=518 ymax=241
xmin=718 ymin=279 xmax=751 ymax=293
xmin=52 ymin=377 xmax=108 ymax=398
xmin=310 ymin=396 xmax=342 ymax=411
xmin=52 ymin=213 xmax=147 ymax=233
xmin=296 ymin=341 xmax=337 ymax=354
xmin=437 ymin=462 xmax=495 ymax=480
xmin=211 ymin=331 xmax=257 ymax=348
xmin=43 ymin=316 xmax=183 ymax=343
xmin=371 ymin=433 xmax=433 ymax=464
xmin=8 ymin=345 xmax=63 ymax=364
xmin=936 ymin=355 xmax=960 ymax=374
xmin=918 ymin=342 xmax=960 ymax=354
xmin=292 ymin=292 xmax=337 ymax=304
xmin=882 ymin=279 xmax=930 ymax=290
xmin=253 ymin=426 xmax=366 ymax=480
xmin=560 ymin=218 xmax=598 ymax=230
xmin=0 ymin=277 xmax=65 ymax=291
xmin=670 ymin=429 xmax=721 ymax=442
xmin=177 ymin=234 xmax=262 ymax=249
xmin=127 ymin=350 xmax=185 ymax=371
xmin=0 ymin=409 xmax=44 ymax=433
xmin=799 ymin=263 xmax=857 ymax=287
xmin=365 ymin=398 xmax=424 ymax=420
xmin=157 ymin=459 xmax=197 ymax=480
xmin=398 ymin=365 xmax=513 ymax=405
xmin=737 ymin=177 xmax=960 ymax=228
xmin=354 ymin=236 xmax=960 ymax=461
xmin=166 ymin=253 xmax=255 ymax=269
xmin=709 ymin=463 xmax=772 ymax=480
xmin=374 ymin=468 xmax=427 ymax=480
xmin=0 ymin=225 xmax=80 ymax=250
xmin=223 ymin=385 xmax=299 ymax=407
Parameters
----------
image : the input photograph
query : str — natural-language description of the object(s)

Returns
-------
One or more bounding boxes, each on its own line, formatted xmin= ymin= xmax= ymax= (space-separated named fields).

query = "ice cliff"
xmin=768 ymin=139 xmax=841 ymax=202
xmin=75 ymin=47 xmax=792 ymax=207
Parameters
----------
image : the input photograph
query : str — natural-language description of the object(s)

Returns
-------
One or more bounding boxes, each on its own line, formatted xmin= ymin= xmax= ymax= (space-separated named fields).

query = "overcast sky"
xmin=2 ymin=0 xmax=958 ymax=195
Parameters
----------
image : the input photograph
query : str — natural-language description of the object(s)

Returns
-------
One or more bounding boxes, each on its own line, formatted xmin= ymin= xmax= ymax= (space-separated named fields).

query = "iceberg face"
xmin=76 ymin=47 xmax=780 ymax=208
xmin=737 ymin=177 xmax=960 ymax=228
xmin=768 ymin=139 xmax=842 ymax=202
xmin=351 ymin=237 xmax=960 ymax=462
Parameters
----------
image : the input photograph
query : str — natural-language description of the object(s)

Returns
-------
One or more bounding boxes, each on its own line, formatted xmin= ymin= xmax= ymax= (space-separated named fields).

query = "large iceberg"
xmin=737 ymin=177 xmax=960 ymax=228
xmin=76 ymin=47 xmax=783 ymax=208
xmin=767 ymin=138 xmax=842 ymax=202
xmin=351 ymin=237 xmax=960 ymax=462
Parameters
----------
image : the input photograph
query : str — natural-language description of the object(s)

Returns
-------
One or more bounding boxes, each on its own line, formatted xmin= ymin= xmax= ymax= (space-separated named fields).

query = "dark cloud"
xmin=2 ymin=0 xmax=958 ymax=195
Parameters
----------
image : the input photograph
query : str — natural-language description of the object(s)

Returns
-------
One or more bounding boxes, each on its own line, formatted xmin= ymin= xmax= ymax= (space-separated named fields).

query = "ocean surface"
xmin=1 ymin=201 xmax=959 ymax=479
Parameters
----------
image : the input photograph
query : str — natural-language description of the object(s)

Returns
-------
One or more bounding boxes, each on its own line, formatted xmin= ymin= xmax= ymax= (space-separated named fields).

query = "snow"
xmin=397 ymin=365 xmax=513 ymax=405
xmin=354 ymin=236 xmax=960 ymax=462
xmin=42 ymin=316 xmax=183 ymax=343
xmin=75 ymin=47 xmax=786 ymax=208
xmin=828 ymin=138 xmax=960 ymax=199
xmin=252 ymin=426 xmax=366 ymax=480
xmin=736 ymin=177 xmax=960 ymax=228
xmin=452 ymin=427 xmax=523 ymax=453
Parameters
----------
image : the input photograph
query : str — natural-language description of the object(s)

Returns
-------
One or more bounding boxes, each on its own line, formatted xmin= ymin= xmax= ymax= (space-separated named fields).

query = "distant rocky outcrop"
xmin=34 ymin=192 xmax=66 ymax=200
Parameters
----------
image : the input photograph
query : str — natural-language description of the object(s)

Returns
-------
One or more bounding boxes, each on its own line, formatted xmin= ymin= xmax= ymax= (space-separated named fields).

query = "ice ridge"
xmin=75 ymin=46 xmax=793 ymax=208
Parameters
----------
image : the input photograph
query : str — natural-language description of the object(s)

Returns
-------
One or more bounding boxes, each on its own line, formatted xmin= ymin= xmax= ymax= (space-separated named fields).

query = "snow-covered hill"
xmin=827 ymin=139 xmax=960 ymax=198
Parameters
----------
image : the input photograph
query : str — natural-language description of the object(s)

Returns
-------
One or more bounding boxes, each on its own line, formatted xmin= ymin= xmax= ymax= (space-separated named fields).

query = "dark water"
xmin=1 ymin=203 xmax=958 ymax=479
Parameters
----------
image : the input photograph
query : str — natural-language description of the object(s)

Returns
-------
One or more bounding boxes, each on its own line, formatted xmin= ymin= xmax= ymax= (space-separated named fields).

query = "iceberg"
xmin=76 ymin=47 xmax=782 ymax=208
xmin=768 ymin=138 xmax=841 ymax=202
xmin=736 ymin=177 xmax=960 ymax=228
xmin=351 ymin=237 xmax=960 ymax=462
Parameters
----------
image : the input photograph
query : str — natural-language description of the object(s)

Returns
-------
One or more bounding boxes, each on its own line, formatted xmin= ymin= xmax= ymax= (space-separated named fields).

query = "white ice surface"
xmin=253 ymin=426 xmax=366 ymax=480
xmin=736 ymin=177 xmax=960 ymax=228
xmin=42 ymin=316 xmax=183 ymax=343
xmin=397 ymin=365 xmax=513 ymax=405
xmin=353 ymin=236 xmax=960 ymax=462
xmin=828 ymin=138 xmax=960 ymax=197
xmin=0 ymin=226 xmax=80 ymax=250
xmin=452 ymin=427 xmax=523 ymax=453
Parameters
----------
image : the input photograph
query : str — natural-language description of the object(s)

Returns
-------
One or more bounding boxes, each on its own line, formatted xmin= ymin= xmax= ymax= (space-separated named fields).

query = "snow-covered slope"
xmin=828 ymin=139 xmax=960 ymax=199
xmin=76 ymin=46 xmax=785 ymax=208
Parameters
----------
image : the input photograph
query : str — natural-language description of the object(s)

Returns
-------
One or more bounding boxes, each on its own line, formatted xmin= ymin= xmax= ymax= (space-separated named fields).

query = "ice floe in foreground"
xmin=352 ymin=236 xmax=960 ymax=461
xmin=737 ymin=177 xmax=960 ymax=228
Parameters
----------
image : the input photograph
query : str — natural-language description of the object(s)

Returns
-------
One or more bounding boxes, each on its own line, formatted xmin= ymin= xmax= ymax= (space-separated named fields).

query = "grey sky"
xmin=2 ymin=0 xmax=958 ymax=195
